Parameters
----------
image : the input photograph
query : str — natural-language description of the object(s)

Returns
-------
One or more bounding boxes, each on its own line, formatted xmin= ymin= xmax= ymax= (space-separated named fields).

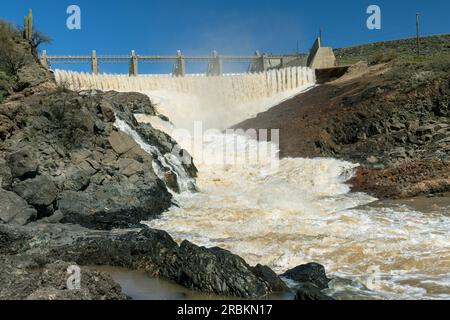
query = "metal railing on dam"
xmin=41 ymin=50 xmax=305 ymax=76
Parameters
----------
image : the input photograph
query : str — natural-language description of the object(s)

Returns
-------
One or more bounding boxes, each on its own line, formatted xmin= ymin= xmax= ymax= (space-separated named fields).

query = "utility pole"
xmin=416 ymin=12 xmax=421 ymax=57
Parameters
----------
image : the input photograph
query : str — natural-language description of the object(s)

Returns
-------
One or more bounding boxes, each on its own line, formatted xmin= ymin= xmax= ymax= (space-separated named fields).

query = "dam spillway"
xmin=55 ymin=67 xmax=316 ymax=130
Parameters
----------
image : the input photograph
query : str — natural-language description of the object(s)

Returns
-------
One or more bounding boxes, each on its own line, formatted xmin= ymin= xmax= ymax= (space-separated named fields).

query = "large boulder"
xmin=172 ymin=242 xmax=273 ymax=298
xmin=251 ymin=264 xmax=289 ymax=292
xmin=102 ymin=91 xmax=157 ymax=115
xmin=0 ymin=188 xmax=37 ymax=225
xmin=294 ymin=283 xmax=334 ymax=301
xmin=6 ymin=146 xmax=38 ymax=179
xmin=0 ymin=259 xmax=126 ymax=300
xmin=282 ymin=263 xmax=334 ymax=301
xmin=12 ymin=175 xmax=58 ymax=212
xmin=58 ymin=178 xmax=172 ymax=230
xmin=108 ymin=131 xmax=139 ymax=155
xmin=281 ymin=263 xmax=331 ymax=290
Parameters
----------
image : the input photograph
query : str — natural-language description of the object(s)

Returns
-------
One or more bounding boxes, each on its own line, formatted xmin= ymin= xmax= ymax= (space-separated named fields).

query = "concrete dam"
xmin=55 ymin=67 xmax=316 ymax=130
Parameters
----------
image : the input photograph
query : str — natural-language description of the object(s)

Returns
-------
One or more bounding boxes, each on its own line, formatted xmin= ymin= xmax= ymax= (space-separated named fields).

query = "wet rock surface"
xmin=281 ymin=263 xmax=331 ymax=290
xmin=282 ymin=263 xmax=334 ymax=301
xmin=0 ymin=259 xmax=126 ymax=300
xmin=0 ymin=223 xmax=283 ymax=299
xmin=350 ymin=160 xmax=450 ymax=199
xmin=0 ymin=188 xmax=37 ymax=225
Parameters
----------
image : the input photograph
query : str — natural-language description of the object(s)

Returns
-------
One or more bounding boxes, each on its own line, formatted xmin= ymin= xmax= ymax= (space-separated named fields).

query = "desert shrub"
xmin=426 ymin=54 xmax=450 ymax=74
xmin=31 ymin=30 xmax=52 ymax=51
xmin=55 ymin=79 xmax=72 ymax=94
xmin=368 ymin=50 xmax=398 ymax=65
xmin=0 ymin=71 xmax=14 ymax=102
xmin=0 ymin=20 xmax=20 ymax=44
xmin=0 ymin=21 xmax=27 ymax=76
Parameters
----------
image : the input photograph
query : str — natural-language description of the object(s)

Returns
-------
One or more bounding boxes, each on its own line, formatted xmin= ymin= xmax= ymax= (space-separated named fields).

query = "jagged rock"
xmin=61 ymin=166 xmax=93 ymax=191
xmin=173 ymin=243 xmax=272 ymax=298
xmin=351 ymin=161 xmax=450 ymax=199
xmin=12 ymin=175 xmax=58 ymax=208
xmin=0 ymin=259 xmax=126 ymax=300
xmin=58 ymin=178 xmax=172 ymax=230
xmin=102 ymin=91 xmax=156 ymax=115
xmin=251 ymin=264 xmax=289 ymax=292
xmin=99 ymin=101 xmax=116 ymax=122
xmin=6 ymin=146 xmax=38 ymax=179
xmin=294 ymin=283 xmax=334 ymax=301
xmin=0 ymin=224 xmax=283 ymax=299
xmin=416 ymin=124 xmax=437 ymax=136
xmin=281 ymin=263 xmax=331 ymax=290
xmin=164 ymin=171 xmax=179 ymax=193
xmin=390 ymin=122 xmax=406 ymax=131
xmin=117 ymin=158 xmax=145 ymax=177
xmin=108 ymin=131 xmax=138 ymax=155
xmin=0 ymin=114 xmax=14 ymax=140
xmin=0 ymin=188 xmax=37 ymax=225
xmin=0 ymin=158 xmax=12 ymax=189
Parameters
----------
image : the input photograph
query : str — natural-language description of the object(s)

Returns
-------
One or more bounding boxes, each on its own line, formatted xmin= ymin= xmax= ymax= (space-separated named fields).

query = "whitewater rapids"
xmin=55 ymin=69 xmax=450 ymax=300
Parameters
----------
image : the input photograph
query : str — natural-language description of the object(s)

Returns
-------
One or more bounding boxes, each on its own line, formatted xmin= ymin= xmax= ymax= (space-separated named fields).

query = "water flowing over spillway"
xmin=55 ymin=67 xmax=316 ymax=130
xmin=56 ymin=69 xmax=450 ymax=300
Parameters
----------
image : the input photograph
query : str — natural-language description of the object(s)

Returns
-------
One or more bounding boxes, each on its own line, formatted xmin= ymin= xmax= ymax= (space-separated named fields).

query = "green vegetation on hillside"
xmin=0 ymin=21 xmax=22 ymax=102
xmin=335 ymin=34 xmax=450 ymax=65
xmin=0 ymin=20 xmax=51 ymax=102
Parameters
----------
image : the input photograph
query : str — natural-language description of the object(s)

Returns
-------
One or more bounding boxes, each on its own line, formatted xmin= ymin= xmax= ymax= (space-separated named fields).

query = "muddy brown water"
xmin=92 ymin=266 xmax=295 ymax=300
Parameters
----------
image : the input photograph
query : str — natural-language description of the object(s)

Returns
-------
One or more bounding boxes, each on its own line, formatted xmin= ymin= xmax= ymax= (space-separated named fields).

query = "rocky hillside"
xmin=0 ymin=21 xmax=203 ymax=229
xmin=335 ymin=34 xmax=450 ymax=65
xmin=236 ymin=41 xmax=450 ymax=199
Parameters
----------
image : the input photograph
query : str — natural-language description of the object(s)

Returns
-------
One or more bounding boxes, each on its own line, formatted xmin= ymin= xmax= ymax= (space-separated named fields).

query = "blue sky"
xmin=1 ymin=0 xmax=448 ymax=73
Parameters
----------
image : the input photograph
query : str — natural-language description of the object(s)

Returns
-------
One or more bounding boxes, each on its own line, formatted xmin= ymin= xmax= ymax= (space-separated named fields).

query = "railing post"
xmin=262 ymin=54 xmax=269 ymax=71
xmin=91 ymin=50 xmax=99 ymax=75
xmin=208 ymin=50 xmax=223 ymax=76
xmin=173 ymin=50 xmax=185 ymax=77
xmin=40 ymin=50 xmax=49 ymax=69
xmin=129 ymin=50 xmax=138 ymax=76
xmin=253 ymin=50 xmax=268 ymax=72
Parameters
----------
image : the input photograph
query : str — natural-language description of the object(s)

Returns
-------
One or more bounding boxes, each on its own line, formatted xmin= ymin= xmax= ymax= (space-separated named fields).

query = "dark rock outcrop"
xmin=282 ymin=263 xmax=331 ymax=290
xmin=294 ymin=283 xmax=334 ymax=301
xmin=0 ymin=188 xmax=37 ymax=225
xmin=0 ymin=259 xmax=126 ymax=300
xmin=351 ymin=160 xmax=450 ymax=199
xmin=0 ymin=83 xmax=199 ymax=229
xmin=0 ymin=223 xmax=283 ymax=299
xmin=12 ymin=175 xmax=58 ymax=217
xmin=6 ymin=146 xmax=38 ymax=180
xmin=282 ymin=263 xmax=334 ymax=301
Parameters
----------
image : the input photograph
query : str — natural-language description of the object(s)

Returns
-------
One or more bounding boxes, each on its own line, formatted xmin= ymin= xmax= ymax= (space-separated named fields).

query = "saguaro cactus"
xmin=23 ymin=9 xmax=33 ymax=40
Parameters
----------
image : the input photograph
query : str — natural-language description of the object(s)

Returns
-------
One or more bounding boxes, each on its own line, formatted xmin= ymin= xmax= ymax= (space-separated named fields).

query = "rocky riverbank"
xmin=235 ymin=46 xmax=450 ymax=199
